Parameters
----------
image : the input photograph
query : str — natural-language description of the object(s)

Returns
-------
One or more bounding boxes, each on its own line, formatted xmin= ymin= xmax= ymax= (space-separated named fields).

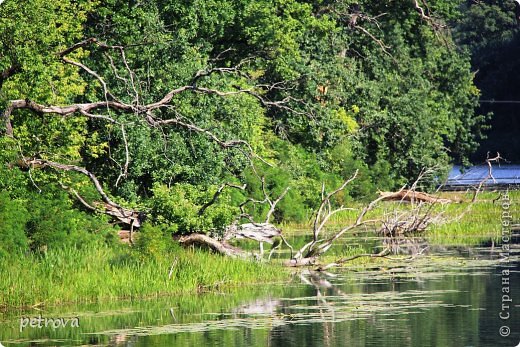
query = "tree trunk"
xmin=179 ymin=233 xmax=248 ymax=258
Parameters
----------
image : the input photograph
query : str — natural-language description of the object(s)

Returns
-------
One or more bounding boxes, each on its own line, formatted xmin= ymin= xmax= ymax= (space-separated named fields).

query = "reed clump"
xmin=0 ymin=243 xmax=287 ymax=309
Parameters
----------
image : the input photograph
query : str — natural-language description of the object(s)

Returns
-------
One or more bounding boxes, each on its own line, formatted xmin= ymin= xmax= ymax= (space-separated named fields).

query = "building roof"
xmin=445 ymin=165 xmax=520 ymax=188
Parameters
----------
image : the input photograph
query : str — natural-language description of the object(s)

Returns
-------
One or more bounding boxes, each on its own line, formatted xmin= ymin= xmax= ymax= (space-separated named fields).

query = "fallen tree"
xmin=178 ymin=233 xmax=248 ymax=258
xmin=178 ymin=175 xmax=291 ymax=258
xmin=378 ymin=190 xmax=454 ymax=204
xmin=284 ymin=168 xmax=452 ymax=268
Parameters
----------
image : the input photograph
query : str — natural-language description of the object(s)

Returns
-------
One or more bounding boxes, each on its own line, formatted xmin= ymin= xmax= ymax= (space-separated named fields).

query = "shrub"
xmin=0 ymin=192 xmax=29 ymax=258
xmin=133 ymin=223 xmax=173 ymax=261
xmin=25 ymin=188 xmax=114 ymax=251
xmin=149 ymin=183 xmax=239 ymax=235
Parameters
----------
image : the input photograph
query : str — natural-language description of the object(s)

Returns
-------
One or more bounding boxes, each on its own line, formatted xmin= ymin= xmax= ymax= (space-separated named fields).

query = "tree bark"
xmin=379 ymin=190 xmax=454 ymax=204
xmin=179 ymin=233 xmax=248 ymax=258
xmin=225 ymin=223 xmax=281 ymax=244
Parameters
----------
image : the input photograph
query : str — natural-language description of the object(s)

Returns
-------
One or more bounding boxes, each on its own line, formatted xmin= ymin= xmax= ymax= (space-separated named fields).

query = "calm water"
xmin=1 ymin=243 xmax=519 ymax=347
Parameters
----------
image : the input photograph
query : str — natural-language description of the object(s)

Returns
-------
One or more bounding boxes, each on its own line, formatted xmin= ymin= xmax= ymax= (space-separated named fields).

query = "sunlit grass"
xmin=279 ymin=190 xmax=519 ymax=247
xmin=0 ymin=245 xmax=289 ymax=309
xmin=427 ymin=190 xmax=517 ymax=245
xmin=2 ymin=190 xmax=516 ymax=309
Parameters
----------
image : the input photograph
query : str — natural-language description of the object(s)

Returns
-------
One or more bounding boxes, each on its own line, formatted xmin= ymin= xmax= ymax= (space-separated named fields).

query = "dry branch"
xmin=290 ymin=167 xmax=452 ymax=266
xmin=225 ymin=223 xmax=281 ymax=244
xmin=179 ymin=233 xmax=247 ymax=258
xmin=413 ymin=0 xmax=445 ymax=29
xmin=471 ymin=152 xmax=508 ymax=202
xmin=379 ymin=168 xmax=449 ymax=237
xmin=19 ymin=157 xmax=142 ymax=227
xmin=317 ymin=244 xmax=429 ymax=271
xmin=379 ymin=190 xmax=453 ymax=204
xmin=293 ymin=170 xmax=388 ymax=260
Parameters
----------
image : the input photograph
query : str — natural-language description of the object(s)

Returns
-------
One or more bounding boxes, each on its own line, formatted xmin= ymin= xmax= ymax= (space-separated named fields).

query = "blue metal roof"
xmin=445 ymin=165 xmax=520 ymax=187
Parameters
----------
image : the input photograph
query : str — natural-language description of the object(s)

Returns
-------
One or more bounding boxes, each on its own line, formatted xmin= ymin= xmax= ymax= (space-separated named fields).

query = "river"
xmin=1 ymin=237 xmax=519 ymax=347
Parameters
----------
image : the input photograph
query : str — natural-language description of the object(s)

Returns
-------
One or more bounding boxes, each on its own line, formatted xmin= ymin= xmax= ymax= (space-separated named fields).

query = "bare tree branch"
xmin=293 ymin=170 xmax=359 ymax=260
xmin=3 ymin=99 xmax=127 ymax=137
xmin=264 ymin=186 xmax=290 ymax=223
xmin=317 ymin=245 xmax=429 ymax=271
xmin=471 ymin=152 xmax=508 ymax=202
xmin=22 ymin=157 xmax=118 ymax=207
xmin=1 ymin=37 xmax=311 ymax=239
xmin=115 ymin=124 xmax=130 ymax=187
xmin=61 ymin=55 xmax=119 ymax=102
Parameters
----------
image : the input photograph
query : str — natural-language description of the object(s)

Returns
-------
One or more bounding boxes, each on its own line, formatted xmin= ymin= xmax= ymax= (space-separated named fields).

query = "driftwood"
xmin=283 ymin=257 xmax=319 ymax=267
xmin=179 ymin=233 xmax=247 ymax=258
xmin=379 ymin=190 xmax=454 ymax=204
xmin=225 ymin=223 xmax=281 ymax=244
xmin=178 ymin=222 xmax=285 ymax=259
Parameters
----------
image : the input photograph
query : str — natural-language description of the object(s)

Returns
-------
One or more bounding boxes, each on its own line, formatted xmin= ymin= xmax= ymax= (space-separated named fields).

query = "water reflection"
xmin=0 ymin=245 xmax=519 ymax=347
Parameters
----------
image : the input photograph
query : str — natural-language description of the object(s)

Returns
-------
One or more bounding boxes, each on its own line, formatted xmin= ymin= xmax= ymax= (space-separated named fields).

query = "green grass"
xmin=419 ymin=190 xmax=517 ymax=245
xmin=2 ymin=190 xmax=515 ymax=309
xmin=0 ymin=244 xmax=289 ymax=309
xmin=280 ymin=190 xmax=519 ymax=246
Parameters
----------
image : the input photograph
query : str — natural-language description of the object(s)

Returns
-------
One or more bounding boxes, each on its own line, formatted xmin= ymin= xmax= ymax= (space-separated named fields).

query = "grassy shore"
xmin=2 ymin=190 xmax=515 ymax=309
xmin=427 ymin=190 xmax=518 ymax=245
xmin=0 ymin=244 xmax=288 ymax=309
xmin=280 ymin=190 xmax=518 ymax=245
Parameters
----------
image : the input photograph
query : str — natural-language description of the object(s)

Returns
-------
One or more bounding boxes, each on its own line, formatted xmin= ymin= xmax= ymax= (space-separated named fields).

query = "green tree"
xmin=0 ymin=0 xmax=487 ymax=244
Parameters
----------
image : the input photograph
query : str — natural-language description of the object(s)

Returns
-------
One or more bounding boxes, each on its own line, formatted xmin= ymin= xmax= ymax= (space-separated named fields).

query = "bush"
xmin=25 ymin=188 xmax=114 ymax=252
xmin=0 ymin=192 xmax=29 ymax=258
xmin=133 ymin=223 xmax=173 ymax=261
xmin=149 ymin=183 xmax=239 ymax=235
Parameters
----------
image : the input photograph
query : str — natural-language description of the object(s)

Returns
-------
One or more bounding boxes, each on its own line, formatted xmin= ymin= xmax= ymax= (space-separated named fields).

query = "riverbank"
xmin=281 ymin=190 xmax=519 ymax=245
xmin=0 ymin=244 xmax=288 ymax=309
xmin=2 ymin=190 xmax=515 ymax=309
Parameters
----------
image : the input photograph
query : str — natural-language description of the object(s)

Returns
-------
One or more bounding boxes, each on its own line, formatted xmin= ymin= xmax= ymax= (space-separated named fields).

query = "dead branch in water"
xmin=291 ymin=169 xmax=392 ymax=264
xmin=289 ymin=167 xmax=453 ymax=267
xmin=378 ymin=167 xmax=451 ymax=237
xmin=316 ymin=244 xmax=429 ymax=271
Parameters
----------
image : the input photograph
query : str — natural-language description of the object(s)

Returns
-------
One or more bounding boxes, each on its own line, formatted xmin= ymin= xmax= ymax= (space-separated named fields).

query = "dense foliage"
xmin=0 ymin=0 xmax=489 ymax=255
